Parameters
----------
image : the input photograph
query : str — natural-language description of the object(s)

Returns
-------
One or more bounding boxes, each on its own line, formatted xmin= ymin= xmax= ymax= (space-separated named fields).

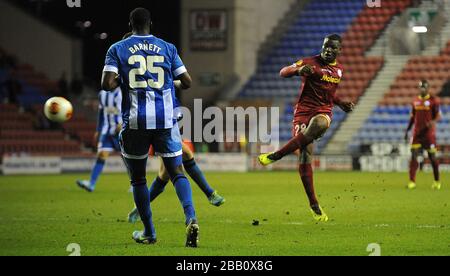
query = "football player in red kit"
xmin=405 ymin=80 xmax=441 ymax=190
xmin=258 ymin=34 xmax=354 ymax=222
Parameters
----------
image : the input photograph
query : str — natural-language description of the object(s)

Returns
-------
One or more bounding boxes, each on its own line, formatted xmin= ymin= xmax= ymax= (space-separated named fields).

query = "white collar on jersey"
xmin=131 ymin=34 xmax=154 ymax=38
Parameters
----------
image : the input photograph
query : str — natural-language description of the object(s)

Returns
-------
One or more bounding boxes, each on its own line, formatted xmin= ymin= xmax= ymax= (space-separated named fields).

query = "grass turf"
xmin=0 ymin=171 xmax=449 ymax=256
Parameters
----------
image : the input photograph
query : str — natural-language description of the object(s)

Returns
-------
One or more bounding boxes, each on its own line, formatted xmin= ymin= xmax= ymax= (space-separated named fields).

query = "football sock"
xmin=163 ymin=156 xmax=196 ymax=225
xmin=172 ymin=174 xmax=196 ymax=225
xmin=430 ymin=159 xmax=440 ymax=182
xmin=183 ymin=158 xmax=214 ymax=197
xmin=149 ymin=176 xmax=169 ymax=202
xmin=409 ymin=159 xmax=419 ymax=182
xmin=133 ymin=182 xmax=156 ymax=238
xmin=89 ymin=158 xmax=106 ymax=189
xmin=271 ymin=133 xmax=313 ymax=160
xmin=299 ymin=164 xmax=318 ymax=207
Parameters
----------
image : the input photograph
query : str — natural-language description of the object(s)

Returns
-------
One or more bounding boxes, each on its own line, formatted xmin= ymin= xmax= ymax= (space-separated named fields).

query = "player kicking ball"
xmin=404 ymin=80 xmax=442 ymax=190
xmin=102 ymin=8 xmax=199 ymax=247
xmin=258 ymin=34 xmax=354 ymax=222
xmin=76 ymin=87 xmax=123 ymax=192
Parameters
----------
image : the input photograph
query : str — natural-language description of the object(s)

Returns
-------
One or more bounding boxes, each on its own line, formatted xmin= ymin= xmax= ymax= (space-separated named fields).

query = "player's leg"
xmin=181 ymin=142 xmax=225 ymax=206
xmin=121 ymin=129 xmax=156 ymax=244
xmin=128 ymin=158 xmax=170 ymax=224
xmin=259 ymin=114 xmax=330 ymax=165
xmin=428 ymin=148 xmax=441 ymax=190
xmin=408 ymin=146 xmax=421 ymax=189
xmin=90 ymin=151 xmax=110 ymax=189
xmin=298 ymin=144 xmax=328 ymax=222
xmin=149 ymin=158 xmax=170 ymax=201
xmin=162 ymin=155 xmax=199 ymax=247
xmin=76 ymin=134 xmax=113 ymax=192
xmin=155 ymin=126 xmax=198 ymax=247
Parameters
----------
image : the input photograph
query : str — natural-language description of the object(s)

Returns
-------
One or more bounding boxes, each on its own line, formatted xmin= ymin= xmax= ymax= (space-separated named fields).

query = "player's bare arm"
xmin=405 ymin=114 xmax=415 ymax=141
xmin=101 ymin=71 xmax=120 ymax=91
xmin=174 ymin=72 xmax=192 ymax=90
xmin=279 ymin=63 xmax=316 ymax=78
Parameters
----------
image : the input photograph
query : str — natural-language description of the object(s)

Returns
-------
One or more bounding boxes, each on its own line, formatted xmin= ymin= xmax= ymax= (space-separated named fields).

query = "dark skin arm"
xmin=174 ymin=72 xmax=192 ymax=90
xmin=280 ymin=64 xmax=316 ymax=78
xmin=101 ymin=71 xmax=120 ymax=91
xmin=405 ymin=114 xmax=415 ymax=142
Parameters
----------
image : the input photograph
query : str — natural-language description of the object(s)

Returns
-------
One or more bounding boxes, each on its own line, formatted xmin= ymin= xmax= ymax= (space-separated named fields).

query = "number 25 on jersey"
xmin=128 ymin=55 xmax=165 ymax=89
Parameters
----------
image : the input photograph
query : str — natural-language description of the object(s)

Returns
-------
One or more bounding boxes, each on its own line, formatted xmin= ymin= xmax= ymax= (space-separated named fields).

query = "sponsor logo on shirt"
xmin=321 ymin=74 xmax=341 ymax=84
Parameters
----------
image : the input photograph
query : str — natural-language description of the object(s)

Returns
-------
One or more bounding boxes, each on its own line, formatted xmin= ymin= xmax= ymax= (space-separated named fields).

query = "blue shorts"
xmin=98 ymin=134 xmax=120 ymax=152
xmin=119 ymin=126 xmax=182 ymax=160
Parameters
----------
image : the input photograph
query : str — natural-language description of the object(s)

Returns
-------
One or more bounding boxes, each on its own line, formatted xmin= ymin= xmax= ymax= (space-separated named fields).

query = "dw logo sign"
xmin=67 ymin=0 xmax=81 ymax=8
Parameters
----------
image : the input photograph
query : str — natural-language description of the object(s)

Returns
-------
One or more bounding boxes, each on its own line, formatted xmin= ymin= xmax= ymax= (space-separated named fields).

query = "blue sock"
xmin=89 ymin=158 xmax=105 ymax=189
xmin=163 ymin=156 xmax=196 ymax=225
xmin=172 ymin=174 xmax=196 ymax=225
xmin=183 ymin=158 xmax=214 ymax=197
xmin=149 ymin=177 xmax=169 ymax=202
xmin=133 ymin=182 xmax=156 ymax=238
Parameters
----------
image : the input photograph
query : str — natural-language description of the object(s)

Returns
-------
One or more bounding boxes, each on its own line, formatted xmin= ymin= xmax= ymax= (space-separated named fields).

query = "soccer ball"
xmin=44 ymin=97 xmax=73 ymax=123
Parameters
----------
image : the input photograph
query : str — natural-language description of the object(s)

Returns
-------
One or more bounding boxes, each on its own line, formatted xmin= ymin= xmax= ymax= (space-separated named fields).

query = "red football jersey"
xmin=292 ymin=55 xmax=344 ymax=118
xmin=411 ymin=95 xmax=440 ymax=138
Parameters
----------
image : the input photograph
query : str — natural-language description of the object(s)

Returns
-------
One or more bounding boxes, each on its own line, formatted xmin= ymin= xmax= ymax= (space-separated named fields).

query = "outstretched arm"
xmin=280 ymin=63 xmax=316 ymax=78
xmin=279 ymin=65 xmax=300 ymax=78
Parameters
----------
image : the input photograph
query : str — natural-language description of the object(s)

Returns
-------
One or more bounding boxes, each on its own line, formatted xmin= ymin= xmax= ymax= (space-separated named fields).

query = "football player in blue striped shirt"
xmin=76 ymin=88 xmax=123 ymax=192
xmin=101 ymin=8 xmax=198 ymax=247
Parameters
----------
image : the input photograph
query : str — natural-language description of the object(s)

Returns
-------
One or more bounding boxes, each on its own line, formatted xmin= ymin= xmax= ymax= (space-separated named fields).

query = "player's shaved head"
xmin=419 ymin=79 xmax=430 ymax=95
xmin=419 ymin=79 xmax=429 ymax=88
xmin=130 ymin=8 xmax=152 ymax=32
xmin=325 ymin=34 xmax=342 ymax=43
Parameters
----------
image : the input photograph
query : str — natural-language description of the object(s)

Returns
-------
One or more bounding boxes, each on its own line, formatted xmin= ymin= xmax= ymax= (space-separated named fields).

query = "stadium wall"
xmin=2 ymin=153 xmax=449 ymax=175
xmin=1 ymin=154 xmax=249 ymax=175
xmin=0 ymin=1 xmax=82 ymax=81
xmin=180 ymin=0 xmax=296 ymax=108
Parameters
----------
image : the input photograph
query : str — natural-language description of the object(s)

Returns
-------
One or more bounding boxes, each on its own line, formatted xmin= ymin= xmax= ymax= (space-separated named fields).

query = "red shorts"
xmin=411 ymin=133 xmax=437 ymax=152
xmin=292 ymin=112 xmax=332 ymax=136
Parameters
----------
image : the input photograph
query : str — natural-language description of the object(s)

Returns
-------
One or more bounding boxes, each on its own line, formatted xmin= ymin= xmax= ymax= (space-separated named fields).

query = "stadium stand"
xmin=0 ymin=49 xmax=95 ymax=156
xmin=238 ymin=0 xmax=412 ymax=153
xmin=351 ymin=41 xmax=450 ymax=153
xmin=0 ymin=103 xmax=81 ymax=156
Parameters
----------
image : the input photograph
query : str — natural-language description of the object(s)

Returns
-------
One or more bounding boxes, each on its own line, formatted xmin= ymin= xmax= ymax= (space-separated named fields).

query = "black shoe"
xmin=185 ymin=219 xmax=199 ymax=248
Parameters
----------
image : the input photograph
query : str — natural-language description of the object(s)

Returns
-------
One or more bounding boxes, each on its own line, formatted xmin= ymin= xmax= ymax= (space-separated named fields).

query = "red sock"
xmin=299 ymin=164 xmax=318 ymax=207
xmin=273 ymin=133 xmax=313 ymax=160
xmin=409 ymin=159 xmax=418 ymax=182
xmin=431 ymin=159 xmax=440 ymax=181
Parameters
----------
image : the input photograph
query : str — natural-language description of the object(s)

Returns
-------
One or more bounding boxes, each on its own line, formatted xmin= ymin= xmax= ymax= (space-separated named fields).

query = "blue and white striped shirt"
xmin=103 ymin=34 xmax=186 ymax=130
xmin=97 ymin=88 xmax=123 ymax=136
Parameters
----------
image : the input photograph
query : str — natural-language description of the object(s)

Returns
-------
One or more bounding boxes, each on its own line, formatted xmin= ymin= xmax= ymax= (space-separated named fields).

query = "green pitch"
xmin=0 ymin=171 xmax=449 ymax=256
